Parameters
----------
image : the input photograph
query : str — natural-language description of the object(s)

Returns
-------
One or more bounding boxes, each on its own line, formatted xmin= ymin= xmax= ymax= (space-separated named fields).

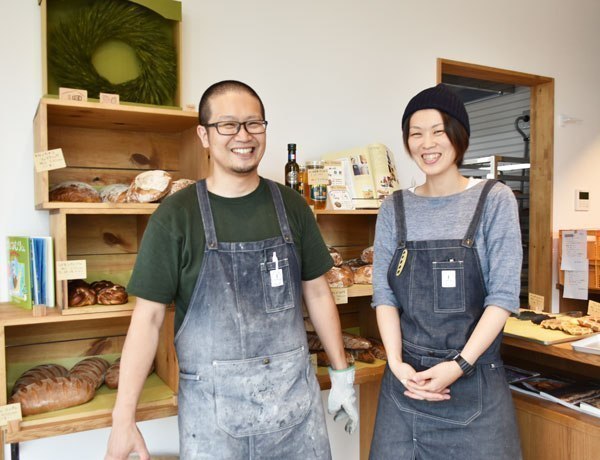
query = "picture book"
xmin=8 ymin=236 xmax=32 ymax=308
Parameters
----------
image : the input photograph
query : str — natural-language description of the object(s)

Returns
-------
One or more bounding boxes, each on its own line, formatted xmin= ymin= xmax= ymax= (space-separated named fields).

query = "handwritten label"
xmin=0 ymin=404 xmax=22 ymax=426
xmin=308 ymin=169 xmax=329 ymax=186
xmin=588 ymin=300 xmax=600 ymax=316
xmin=56 ymin=260 xmax=87 ymax=280
xmin=34 ymin=148 xmax=66 ymax=172
xmin=528 ymin=292 xmax=545 ymax=312
xmin=331 ymin=287 xmax=348 ymax=304
xmin=59 ymin=87 xmax=88 ymax=102
xmin=99 ymin=92 xmax=120 ymax=105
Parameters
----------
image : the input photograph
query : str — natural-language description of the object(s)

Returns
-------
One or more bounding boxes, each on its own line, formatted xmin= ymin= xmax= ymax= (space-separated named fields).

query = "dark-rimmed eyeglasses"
xmin=204 ymin=120 xmax=268 ymax=135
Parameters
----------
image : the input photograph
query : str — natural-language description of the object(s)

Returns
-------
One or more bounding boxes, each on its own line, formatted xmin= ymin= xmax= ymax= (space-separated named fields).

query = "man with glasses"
xmin=105 ymin=80 xmax=358 ymax=460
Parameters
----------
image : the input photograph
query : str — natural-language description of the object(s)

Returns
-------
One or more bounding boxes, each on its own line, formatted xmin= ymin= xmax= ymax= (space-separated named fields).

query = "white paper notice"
xmin=563 ymin=270 xmax=589 ymax=300
xmin=561 ymin=230 xmax=588 ymax=271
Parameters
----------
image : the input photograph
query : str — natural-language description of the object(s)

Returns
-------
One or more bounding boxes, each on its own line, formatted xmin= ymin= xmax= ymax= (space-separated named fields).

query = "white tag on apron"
xmin=270 ymin=252 xmax=284 ymax=287
xmin=441 ymin=270 xmax=456 ymax=288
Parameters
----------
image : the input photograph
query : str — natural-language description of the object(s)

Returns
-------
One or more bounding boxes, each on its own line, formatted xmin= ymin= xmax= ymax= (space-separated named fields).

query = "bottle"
xmin=297 ymin=165 xmax=307 ymax=197
xmin=285 ymin=143 xmax=300 ymax=192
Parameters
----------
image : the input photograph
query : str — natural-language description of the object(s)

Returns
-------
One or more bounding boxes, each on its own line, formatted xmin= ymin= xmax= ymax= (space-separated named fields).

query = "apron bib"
xmin=175 ymin=179 xmax=330 ymax=459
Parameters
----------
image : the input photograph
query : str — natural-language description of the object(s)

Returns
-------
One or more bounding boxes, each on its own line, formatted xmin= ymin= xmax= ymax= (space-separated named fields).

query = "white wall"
xmin=2 ymin=0 xmax=600 ymax=458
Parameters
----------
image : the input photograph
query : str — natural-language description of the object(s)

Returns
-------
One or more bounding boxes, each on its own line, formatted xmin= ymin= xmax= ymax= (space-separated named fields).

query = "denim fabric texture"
xmin=174 ymin=179 xmax=331 ymax=459
xmin=370 ymin=181 xmax=522 ymax=460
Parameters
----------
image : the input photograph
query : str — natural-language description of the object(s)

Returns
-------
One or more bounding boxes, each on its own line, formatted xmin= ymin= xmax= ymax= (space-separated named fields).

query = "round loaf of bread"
xmin=325 ymin=265 xmax=354 ymax=288
xmin=353 ymin=264 xmax=373 ymax=284
xmin=49 ymin=181 xmax=102 ymax=203
xmin=68 ymin=286 xmax=97 ymax=307
xmin=328 ymin=247 xmax=343 ymax=267
xmin=360 ymin=246 xmax=374 ymax=264
xmin=168 ymin=178 xmax=196 ymax=196
xmin=97 ymin=284 xmax=128 ymax=305
xmin=100 ymin=184 xmax=129 ymax=203
xmin=126 ymin=170 xmax=172 ymax=203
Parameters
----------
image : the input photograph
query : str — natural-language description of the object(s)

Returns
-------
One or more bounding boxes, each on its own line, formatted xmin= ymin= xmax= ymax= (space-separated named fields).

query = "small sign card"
xmin=328 ymin=186 xmax=354 ymax=210
xmin=56 ymin=260 xmax=87 ymax=281
xmin=528 ymin=292 xmax=545 ymax=312
xmin=99 ymin=92 xmax=120 ymax=105
xmin=34 ymin=148 xmax=66 ymax=173
xmin=588 ymin=299 xmax=600 ymax=316
xmin=0 ymin=403 xmax=22 ymax=427
xmin=330 ymin=287 xmax=348 ymax=304
xmin=59 ymin=87 xmax=88 ymax=102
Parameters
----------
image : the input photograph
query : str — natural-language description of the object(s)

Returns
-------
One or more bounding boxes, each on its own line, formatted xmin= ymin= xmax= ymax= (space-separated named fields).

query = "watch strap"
xmin=452 ymin=353 xmax=475 ymax=377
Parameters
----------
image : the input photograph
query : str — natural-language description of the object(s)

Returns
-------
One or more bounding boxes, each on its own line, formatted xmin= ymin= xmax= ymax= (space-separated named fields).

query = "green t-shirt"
xmin=128 ymin=178 xmax=333 ymax=332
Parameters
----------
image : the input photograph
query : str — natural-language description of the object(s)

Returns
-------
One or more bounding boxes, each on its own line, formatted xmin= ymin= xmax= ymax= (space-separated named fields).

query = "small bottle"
xmin=297 ymin=165 xmax=307 ymax=196
xmin=285 ymin=143 xmax=300 ymax=192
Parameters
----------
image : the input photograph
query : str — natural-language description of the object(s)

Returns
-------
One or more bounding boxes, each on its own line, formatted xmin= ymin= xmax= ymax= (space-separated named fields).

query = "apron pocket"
xmin=432 ymin=260 xmax=466 ymax=313
xmin=212 ymin=346 xmax=311 ymax=437
xmin=389 ymin=358 xmax=483 ymax=425
xmin=261 ymin=253 xmax=294 ymax=313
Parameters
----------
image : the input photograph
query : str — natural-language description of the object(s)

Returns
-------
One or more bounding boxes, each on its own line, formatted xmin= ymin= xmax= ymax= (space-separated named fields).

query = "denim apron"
xmin=174 ymin=179 xmax=331 ymax=459
xmin=370 ymin=180 xmax=522 ymax=460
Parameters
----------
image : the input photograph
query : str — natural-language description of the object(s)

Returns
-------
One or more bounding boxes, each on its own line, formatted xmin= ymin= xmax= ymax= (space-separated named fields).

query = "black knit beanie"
xmin=402 ymin=84 xmax=470 ymax=136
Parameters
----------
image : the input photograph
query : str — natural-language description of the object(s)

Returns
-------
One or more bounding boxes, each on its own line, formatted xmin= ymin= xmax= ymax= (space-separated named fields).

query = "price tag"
xmin=588 ymin=299 xmax=600 ymax=316
xmin=99 ymin=92 xmax=120 ymax=105
xmin=59 ymin=87 xmax=88 ymax=102
xmin=34 ymin=148 xmax=66 ymax=173
xmin=331 ymin=287 xmax=348 ymax=304
xmin=56 ymin=260 xmax=87 ymax=280
xmin=528 ymin=293 xmax=545 ymax=312
xmin=0 ymin=403 xmax=22 ymax=427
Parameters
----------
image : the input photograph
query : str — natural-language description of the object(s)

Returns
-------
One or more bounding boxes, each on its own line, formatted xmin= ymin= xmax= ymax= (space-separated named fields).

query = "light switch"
xmin=575 ymin=189 xmax=590 ymax=211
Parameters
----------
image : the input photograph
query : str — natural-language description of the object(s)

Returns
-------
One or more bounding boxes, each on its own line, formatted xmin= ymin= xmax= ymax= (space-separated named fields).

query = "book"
xmin=321 ymin=143 xmax=399 ymax=208
xmin=7 ymin=236 xmax=55 ymax=309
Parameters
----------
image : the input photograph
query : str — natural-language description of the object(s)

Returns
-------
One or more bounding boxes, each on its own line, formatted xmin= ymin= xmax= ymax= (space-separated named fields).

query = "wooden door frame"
xmin=437 ymin=58 xmax=555 ymax=311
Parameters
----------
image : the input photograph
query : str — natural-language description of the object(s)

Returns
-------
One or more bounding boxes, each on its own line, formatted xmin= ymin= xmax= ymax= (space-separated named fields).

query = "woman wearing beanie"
xmin=369 ymin=84 xmax=522 ymax=459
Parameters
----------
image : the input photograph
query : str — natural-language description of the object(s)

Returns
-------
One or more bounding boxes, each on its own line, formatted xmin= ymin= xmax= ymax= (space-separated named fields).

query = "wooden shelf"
xmin=503 ymin=335 xmax=600 ymax=368
xmin=347 ymin=284 xmax=373 ymax=298
xmin=41 ymin=203 xmax=160 ymax=212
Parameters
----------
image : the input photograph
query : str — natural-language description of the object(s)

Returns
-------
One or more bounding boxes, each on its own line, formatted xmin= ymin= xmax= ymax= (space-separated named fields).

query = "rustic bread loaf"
xmin=168 ymin=178 xmax=196 ymax=196
xmin=89 ymin=280 xmax=114 ymax=294
xmin=315 ymin=350 xmax=355 ymax=368
xmin=68 ymin=357 xmax=110 ymax=389
xmin=353 ymin=264 xmax=373 ymax=284
xmin=105 ymin=358 xmax=120 ymax=389
xmin=347 ymin=349 xmax=376 ymax=364
xmin=360 ymin=246 xmax=374 ymax=264
xmin=126 ymin=170 xmax=172 ymax=203
xmin=367 ymin=337 xmax=388 ymax=361
xmin=306 ymin=331 xmax=324 ymax=351
xmin=100 ymin=184 xmax=129 ymax=203
xmin=68 ymin=286 xmax=97 ymax=307
xmin=325 ymin=265 xmax=354 ymax=288
xmin=49 ymin=181 xmax=102 ymax=203
xmin=9 ymin=376 xmax=95 ymax=416
xmin=341 ymin=332 xmax=372 ymax=350
xmin=11 ymin=364 xmax=69 ymax=396
xmin=328 ymin=247 xmax=344 ymax=267
xmin=97 ymin=284 xmax=128 ymax=305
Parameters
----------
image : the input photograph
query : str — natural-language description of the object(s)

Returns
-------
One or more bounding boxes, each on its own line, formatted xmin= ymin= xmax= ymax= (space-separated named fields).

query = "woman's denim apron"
xmin=174 ymin=180 xmax=331 ymax=459
xmin=370 ymin=181 xmax=522 ymax=460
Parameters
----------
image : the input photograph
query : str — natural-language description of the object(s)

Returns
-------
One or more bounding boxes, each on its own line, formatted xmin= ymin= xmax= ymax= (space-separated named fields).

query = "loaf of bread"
xmin=367 ymin=337 xmax=388 ymax=361
xmin=97 ymin=284 xmax=128 ymax=305
xmin=68 ymin=357 xmax=110 ymax=389
xmin=168 ymin=178 xmax=196 ymax=196
xmin=344 ymin=258 xmax=367 ymax=269
xmin=342 ymin=332 xmax=372 ymax=350
xmin=89 ymin=280 xmax=114 ymax=294
xmin=328 ymin=247 xmax=343 ymax=267
xmin=100 ymin=184 xmax=129 ymax=203
xmin=68 ymin=286 xmax=96 ymax=307
xmin=347 ymin=349 xmax=376 ymax=364
xmin=105 ymin=358 xmax=120 ymax=389
xmin=360 ymin=246 xmax=374 ymax=264
xmin=315 ymin=350 xmax=355 ymax=368
xmin=126 ymin=170 xmax=172 ymax=203
xmin=11 ymin=364 xmax=69 ymax=396
xmin=9 ymin=376 xmax=96 ymax=416
xmin=49 ymin=181 xmax=102 ymax=203
xmin=353 ymin=264 xmax=373 ymax=284
xmin=325 ymin=266 xmax=354 ymax=288
xmin=306 ymin=331 xmax=324 ymax=351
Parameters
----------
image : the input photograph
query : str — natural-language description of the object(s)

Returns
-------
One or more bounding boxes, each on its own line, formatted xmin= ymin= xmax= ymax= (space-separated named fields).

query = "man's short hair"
xmin=198 ymin=80 xmax=265 ymax=126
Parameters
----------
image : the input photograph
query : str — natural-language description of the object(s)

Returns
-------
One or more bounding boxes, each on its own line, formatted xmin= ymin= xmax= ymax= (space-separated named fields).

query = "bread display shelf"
xmin=0 ymin=303 xmax=179 ymax=444
xmin=60 ymin=297 xmax=136 ymax=316
xmin=347 ymin=284 xmax=373 ymax=298
xmin=42 ymin=203 xmax=160 ymax=212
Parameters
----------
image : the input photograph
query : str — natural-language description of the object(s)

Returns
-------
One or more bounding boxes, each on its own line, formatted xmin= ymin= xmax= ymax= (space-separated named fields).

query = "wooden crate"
xmin=34 ymin=97 xmax=206 ymax=209
xmin=0 ymin=303 xmax=178 ymax=444
xmin=40 ymin=0 xmax=183 ymax=107
xmin=558 ymin=229 xmax=600 ymax=289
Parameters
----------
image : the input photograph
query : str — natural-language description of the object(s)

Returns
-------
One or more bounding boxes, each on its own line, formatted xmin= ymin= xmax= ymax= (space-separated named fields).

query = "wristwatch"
xmin=451 ymin=353 xmax=475 ymax=377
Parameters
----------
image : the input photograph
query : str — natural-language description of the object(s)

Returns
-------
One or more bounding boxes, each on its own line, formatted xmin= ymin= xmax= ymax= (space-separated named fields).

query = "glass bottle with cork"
xmin=285 ymin=143 xmax=300 ymax=192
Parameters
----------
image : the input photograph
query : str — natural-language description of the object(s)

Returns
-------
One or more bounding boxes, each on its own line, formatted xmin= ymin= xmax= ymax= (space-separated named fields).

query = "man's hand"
xmin=327 ymin=366 xmax=359 ymax=434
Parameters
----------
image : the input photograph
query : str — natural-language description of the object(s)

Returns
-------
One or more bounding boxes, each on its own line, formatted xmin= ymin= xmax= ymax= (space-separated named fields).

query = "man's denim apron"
xmin=174 ymin=179 xmax=331 ymax=459
xmin=370 ymin=180 xmax=522 ymax=460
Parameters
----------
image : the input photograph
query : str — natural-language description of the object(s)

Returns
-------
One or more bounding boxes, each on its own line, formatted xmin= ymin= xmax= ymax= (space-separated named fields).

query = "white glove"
xmin=327 ymin=366 xmax=358 ymax=434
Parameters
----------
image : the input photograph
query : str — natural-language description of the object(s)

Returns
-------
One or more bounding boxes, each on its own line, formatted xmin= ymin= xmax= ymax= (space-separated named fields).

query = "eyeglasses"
xmin=204 ymin=120 xmax=268 ymax=135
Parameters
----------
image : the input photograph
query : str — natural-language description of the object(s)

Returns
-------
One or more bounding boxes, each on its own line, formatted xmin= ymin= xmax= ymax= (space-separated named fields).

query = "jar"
xmin=306 ymin=161 xmax=328 ymax=210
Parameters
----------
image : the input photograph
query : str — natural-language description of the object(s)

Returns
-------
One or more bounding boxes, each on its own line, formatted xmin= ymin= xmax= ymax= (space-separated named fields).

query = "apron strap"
xmin=266 ymin=180 xmax=294 ymax=244
xmin=195 ymin=179 xmax=219 ymax=250
xmin=461 ymin=180 xmax=498 ymax=248
xmin=392 ymin=190 xmax=407 ymax=249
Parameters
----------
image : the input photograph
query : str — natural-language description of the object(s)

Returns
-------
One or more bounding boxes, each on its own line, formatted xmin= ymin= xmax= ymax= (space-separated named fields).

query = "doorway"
xmin=437 ymin=58 xmax=554 ymax=311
